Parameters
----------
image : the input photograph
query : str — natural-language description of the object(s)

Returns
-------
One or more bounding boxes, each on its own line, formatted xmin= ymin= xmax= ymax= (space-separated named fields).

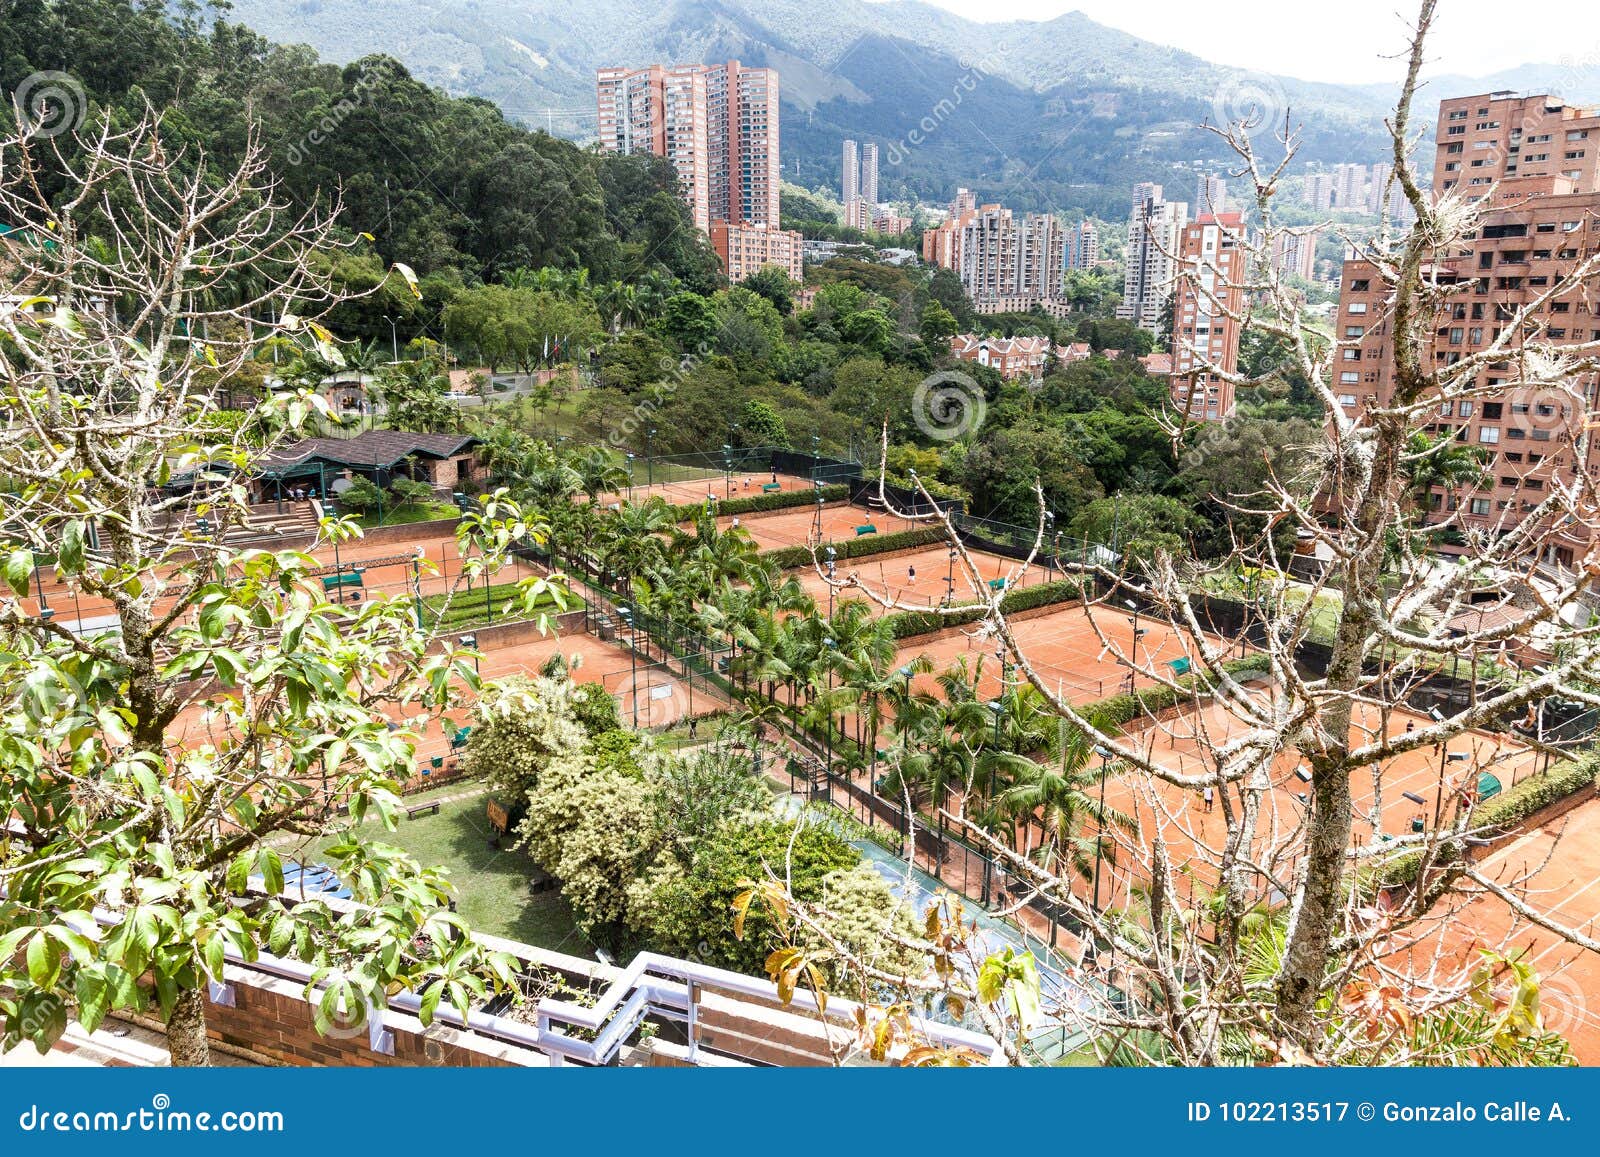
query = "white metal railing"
xmin=28 ymin=875 xmax=1007 ymax=1067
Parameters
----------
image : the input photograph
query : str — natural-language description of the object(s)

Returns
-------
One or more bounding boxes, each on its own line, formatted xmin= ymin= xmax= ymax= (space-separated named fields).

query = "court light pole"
xmin=823 ymin=637 xmax=836 ymax=778
xmin=619 ymin=605 xmax=638 ymax=728
xmin=1092 ymin=744 xmax=1115 ymax=911
xmin=647 ymin=427 xmax=656 ymax=487
xmin=1124 ymin=598 xmax=1142 ymax=699
xmin=459 ymin=634 xmax=481 ymax=675
xmin=825 ymin=546 xmax=837 ymax=617
xmin=944 ymin=546 xmax=957 ymax=607
xmin=722 ymin=443 xmax=732 ymax=501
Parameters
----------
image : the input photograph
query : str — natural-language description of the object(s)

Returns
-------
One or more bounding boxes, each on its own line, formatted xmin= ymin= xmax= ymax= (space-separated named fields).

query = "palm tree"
xmin=573 ymin=447 xmax=630 ymax=504
xmin=595 ymin=280 xmax=636 ymax=335
xmin=994 ymin=722 xmax=1135 ymax=882
xmin=1402 ymin=431 xmax=1491 ymax=515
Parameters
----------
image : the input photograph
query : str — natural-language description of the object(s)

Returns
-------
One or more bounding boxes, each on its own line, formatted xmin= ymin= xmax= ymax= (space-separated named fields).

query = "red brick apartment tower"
xmin=1337 ymin=174 xmax=1600 ymax=567
xmin=704 ymin=61 xmax=781 ymax=227
xmin=1435 ymin=92 xmax=1600 ymax=201
xmin=1170 ymin=212 xmax=1246 ymax=422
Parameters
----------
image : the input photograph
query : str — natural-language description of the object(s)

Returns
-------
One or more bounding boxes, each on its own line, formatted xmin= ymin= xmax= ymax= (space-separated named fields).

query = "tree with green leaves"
xmin=0 ymin=113 xmax=544 ymax=1063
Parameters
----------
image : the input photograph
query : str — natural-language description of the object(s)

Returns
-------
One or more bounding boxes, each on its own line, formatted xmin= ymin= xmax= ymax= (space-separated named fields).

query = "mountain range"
xmin=220 ymin=0 xmax=1588 ymax=219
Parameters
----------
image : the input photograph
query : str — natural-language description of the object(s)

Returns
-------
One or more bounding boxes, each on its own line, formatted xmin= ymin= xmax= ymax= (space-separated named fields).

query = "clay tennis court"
xmin=1450 ymin=794 xmax=1600 ymax=1060
xmin=1085 ymin=695 xmax=1542 ymax=909
xmin=167 ymin=619 xmax=723 ymax=776
xmin=788 ymin=543 xmax=1060 ymax=610
xmin=711 ymin=502 xmax=929 ymax=550
xmin=24 ymin=524 xmax=491 ymax=632
xmin=599 ymin=469 xmax=816 ymax=509
xmin=896 ymin=600 xmax=1208 ymax=705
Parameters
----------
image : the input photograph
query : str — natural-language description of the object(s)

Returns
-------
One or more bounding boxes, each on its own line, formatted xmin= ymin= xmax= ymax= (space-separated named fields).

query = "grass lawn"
xmin=420 ymin=579 xmax=581 ymax=631
xmin=356 ymin=501 xmax=460 ymax=528
xmin=313 ymin=792 xmax=592 ymax=956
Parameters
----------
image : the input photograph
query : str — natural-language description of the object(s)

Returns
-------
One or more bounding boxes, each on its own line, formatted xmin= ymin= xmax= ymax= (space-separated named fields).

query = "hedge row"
xmin=1367 ymin=747 xmax=1600 ymax=892
xmin=1085 ymin=653 xmax=1273 ymax=726
xmin=760 ymin=526 xmax=948 ymax=571
xmin=670 ymin=483 xmax=850 ymax=522
xmin=884 ymin=577 xmax=1087 ymax=640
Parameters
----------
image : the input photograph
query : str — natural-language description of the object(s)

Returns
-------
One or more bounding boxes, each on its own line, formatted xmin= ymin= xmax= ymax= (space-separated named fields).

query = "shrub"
xmin=669 ymin=483 xmax=850 ymax=522
xmin=1086 ymin=653 xmax=1272 ymax=726
xmin=628 ymin=816 xmax=863 ymax=975
xmin=1367 ymin=748 xmax=1600 ymax=893
xmin=463 ymin=676 xmax=587 ymax=799
xmin=761 ymin=526 xmax=947 ymax=571
xmin=883 ymin=577 xmax=1086 ymax=639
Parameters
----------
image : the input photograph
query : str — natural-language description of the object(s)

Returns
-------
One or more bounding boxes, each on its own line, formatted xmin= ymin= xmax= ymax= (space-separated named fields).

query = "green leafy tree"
xmin=374 ymin=357 xmax=462 ymax=433
xmin=1069 ymin=494 xmax=1201 ymax=558
xmin=656 ymin=292 xmax=719 ymax=352
xmin=0 ymin=114 xmax=523 ymax=1064
xmin=739 ymin=400 xmax=789 ymax=448
xmin=741 ymin=266 xmax=797 ymax=316
xmin=919 ymin=301 xmax=960 ymax=348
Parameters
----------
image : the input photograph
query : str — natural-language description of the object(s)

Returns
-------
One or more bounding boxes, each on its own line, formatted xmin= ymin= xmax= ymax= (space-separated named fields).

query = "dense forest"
xmin=0 ymin=0 xmax=724 ymax=339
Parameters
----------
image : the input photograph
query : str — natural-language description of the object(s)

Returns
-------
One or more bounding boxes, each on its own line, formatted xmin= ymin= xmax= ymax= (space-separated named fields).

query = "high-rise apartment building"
xmin=921 ymin=199 xmax=976 ymax=269
xmin=1305 ymin=171 xmax=1336 ymax=212
xmin=596 ymin=65 xmax=711 ymax=231
xmin=704 ymin=61 xmax=780 ymax=227
xmin=1196 ymin=173 xmax=1228 ymax=215
xmin=1118 ymin=183 xmax=1189 ymax=331
xmin=1271 ymin=226 xmax=1320 ymax=281
xmin=1435 ymin=91 xmax=1600 ymax=199
xmin=1169 ymin=213 xmax=1246 ymax=423
xmin=1068 ymin=221 xmax=1101 ymax=270
xmin=710 ymin=220 xmax=804 ymax=284
xmin=1332 ymin=162 xmax=1368 ymax=210
xmin=1366 ymin=162 xmax=1394 ymax=215
xmin=922 ymin=193 xmax=1066 ymax=311
xmin=957 ymin=204 xmax=1066 ymax=309
xmin=1337 ymin=172 xmax=1600 ymax=567
xmin=860 ymin=142 xmax=879 ymax=205
xmin=841 ymin=139 xmax=860 ymax=204
xmin=596 ymin=60 xmax=779 ymax=230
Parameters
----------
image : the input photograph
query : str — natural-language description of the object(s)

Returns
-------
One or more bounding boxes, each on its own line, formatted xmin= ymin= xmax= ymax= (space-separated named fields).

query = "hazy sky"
xmin=902 ymin=1 xmax=1600 ymax=84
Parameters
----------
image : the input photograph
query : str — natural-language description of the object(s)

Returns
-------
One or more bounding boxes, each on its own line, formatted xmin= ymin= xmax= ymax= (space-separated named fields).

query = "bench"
xmin=405 ymin=800 xmax=441 ymax=819
xmin=854 ymin=524 xmax=877 ymax=536
xmin=449 ymin=726 xmax=472 ymax=753
xmin=320 ymin=572 xmax=365 ymax=601
xmin=987 ymin=577 xmax=1007 ymax=592
xmin=762 ymin=482 xmax=782 ymax=493
xmin=1168 ymin=657 xmax=1191 ymax=676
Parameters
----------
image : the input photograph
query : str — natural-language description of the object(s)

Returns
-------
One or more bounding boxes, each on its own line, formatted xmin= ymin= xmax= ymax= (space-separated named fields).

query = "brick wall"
xmin=205 ymin=965 xmax=544 ymax=1068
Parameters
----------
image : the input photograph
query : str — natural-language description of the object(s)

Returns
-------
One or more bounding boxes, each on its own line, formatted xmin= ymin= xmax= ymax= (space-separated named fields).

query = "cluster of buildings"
xmin=839 ymin=139 xmax=911 ymax=234
xmin=1342 ymin=90 xmax=1600 ymax=568
xmin=595 ymin=61 xmax=803 ymax=283
xmin=1067 ymin=221 xmax=1102 ymax=270
xmin=1303 ymin=161 xmax=1414 ymax=220
xmin=947 ymin=334 xmax=1170 ymax=381
xmin=920 ymin=189 xmax=1077 ymax=316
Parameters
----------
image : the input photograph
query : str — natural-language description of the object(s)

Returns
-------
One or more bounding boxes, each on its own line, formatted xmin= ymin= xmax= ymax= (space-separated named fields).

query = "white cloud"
xmin=894 ymin=0 xmax=1600 ymax=85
